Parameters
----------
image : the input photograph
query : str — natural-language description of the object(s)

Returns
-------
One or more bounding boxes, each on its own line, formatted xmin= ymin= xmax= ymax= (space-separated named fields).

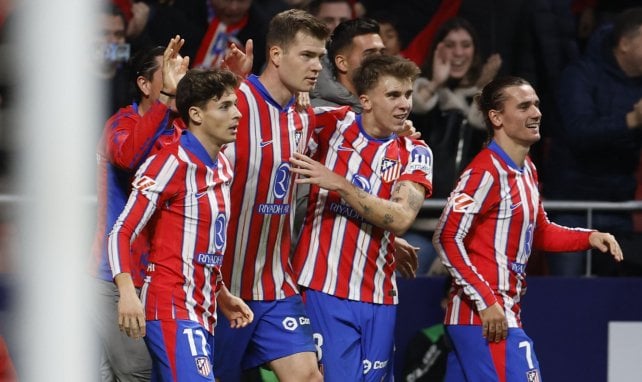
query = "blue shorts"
xmin=445 ymin=326 xmax=542 ymax=382
xmin=145 ymin=320 xmax=215 ymax=382
xmin=213 ymin=295 xmax=316 ymax=381
xmin=305 ymin=289 xmax=396 ymax=382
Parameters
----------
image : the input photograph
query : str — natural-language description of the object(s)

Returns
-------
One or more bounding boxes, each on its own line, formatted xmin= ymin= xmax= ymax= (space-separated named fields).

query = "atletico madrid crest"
xmin=195 ymin=356 xmax=212 ymax=377
xmin=380 ymin=158 xmax=401 ymax=183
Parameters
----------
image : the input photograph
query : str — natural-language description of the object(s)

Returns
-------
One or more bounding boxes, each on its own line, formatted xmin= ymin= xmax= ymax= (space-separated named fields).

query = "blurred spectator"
xmin=403 ymin=18 xmax=501 ymax=275
xmin=516 ymin=0 xmax=580 ymax=171
xmin=310 ymin=17 xmax=383 ymax=111
xmin=412 ymin=17 xmax=501 ymax=199
xmin=97 ymin=4 xmax=132 ymax=118
xmin=367 ymin=11 xmax=401 ymax=56
xmin=114 ymin=0 xmax=208 ymax=60
xmin=544 ymin=7 xmax=642 ymax=276
xmin=282 ymin=0 xmax=311 ymax=8
xmin=572 ymin=0 xmax=641 ymax=51
xmin=194 ymin=0 xmax=268 ymax=74
xmin=306 ymin=0 xmax=354 ymax=32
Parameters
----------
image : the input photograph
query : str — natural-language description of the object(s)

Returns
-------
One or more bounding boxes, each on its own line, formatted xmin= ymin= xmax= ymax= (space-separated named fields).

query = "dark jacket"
xmin=544 ymin=25 xmax=642 ymax=201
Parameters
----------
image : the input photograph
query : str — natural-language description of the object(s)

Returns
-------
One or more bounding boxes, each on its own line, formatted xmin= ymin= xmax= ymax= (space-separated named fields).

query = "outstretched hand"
xmin=431 ymin=42 xmax=451 ymax=87
xmin=589 ymin=231 xmax=624 ymax=262
xmin=289 ymin=152 xmax=347 ymax=191
xmin=218 ymin=287 xmax=254 ymax=329
xmin=397 ymin=119 xmax=421 ymax=139
xmin=476 ymin=53 xmax=502 ymax=88
xmin=222 ymin=39 xmax=254 ymax=79
xmin=394 ymin=237 xmax=419 ymax=278
xmin=162 ymin=35 xmax=190 ymax=94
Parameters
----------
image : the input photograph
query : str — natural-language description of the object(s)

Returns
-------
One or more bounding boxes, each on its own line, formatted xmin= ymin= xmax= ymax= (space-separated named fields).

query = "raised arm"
xmin=107 ymin=35 xmax=188 ymax=169
xmin=289 ymin=152 xmax=425 ymax=236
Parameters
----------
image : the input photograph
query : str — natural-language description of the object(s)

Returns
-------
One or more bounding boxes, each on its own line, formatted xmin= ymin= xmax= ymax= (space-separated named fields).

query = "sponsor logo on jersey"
xmin=259 ymin=140 xmax=273 ymax=148
xmin=282 ymin=317 xmax=298 ymax=331
xmin=363 ymin=360 xmax=372 ymax=374
xmin=214 ymin=214 xmax=226 ymax=251
xmin=257 ymin=163 xmax=291 ymax=214
xmin=509 ymin=261 xmax=526 ymax=275
xmin=195 ymin=356 xmax=211 ymax=377
xmin=133 ymin=176 xmax=156 ymax=191
xmin=452 ymin=193 xmax=476 ymax=213
xmin=330 ymin=202 xmax=364 ymax=221
xmin=380 ymin=158 xmax=401 ymax=183
xmin=337 ymin=141 xmax=354 ymax=152
xmin=362 ymin=359 xmax=389 ymax=374
xmin=195 ymin=191 xmax=209 ymax=199
xmin=282 ymin=316 xmax=310 ymax=331
xmin=257 ymin=203 xmax=290 ymax=215
xmin=407 ymin=146 xmax=432 ymax=172
xmin=351 ymin=174 xmax=371 ymax=193
xmin=195 ymin=253 xmax=224 ymax=267
xmin=273 ymin=163 xmax=290 ymax=200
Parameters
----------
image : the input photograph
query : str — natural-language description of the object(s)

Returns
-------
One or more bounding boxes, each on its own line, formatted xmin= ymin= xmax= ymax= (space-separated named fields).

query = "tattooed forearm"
xmin=361 ymin=203 xmax=372 ymax=216
xmin=407 ymin=190 xmax=423 ymax=212
xmin=383 ymin=213 xmax=394 ymax=226
xmin=355 ymin=186 xmax=368 ymax=199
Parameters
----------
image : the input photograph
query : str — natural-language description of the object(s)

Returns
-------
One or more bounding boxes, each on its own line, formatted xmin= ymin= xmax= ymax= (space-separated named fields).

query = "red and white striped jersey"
xmin=221 ymin=75 xmax=314 ymax=301
xmin=293 ymin=107 xmax=433 ymax=305
xmin=433 ymin=141 xmax=593 ymax=327
xmin=91 ymin=101 xmax=184 ymax=287
xmin=109 ymin=131 xmax=233 ymax=333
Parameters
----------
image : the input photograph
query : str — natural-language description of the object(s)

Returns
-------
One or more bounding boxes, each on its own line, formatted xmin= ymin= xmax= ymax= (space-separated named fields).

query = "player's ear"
xmin=189 ymin=106 xmax=202 ymax=125
xmin=335 ymin=54 xmax=348 ymax=74
xmin=359 ymin=94 xmax=372 ymax=111
xmin=269 ymin=45 xmax=282 ymax=67
xmin=137 ymin=76 xmax=151 ymax=97
xmin=489 ymin=109 xmax=502 ymax=127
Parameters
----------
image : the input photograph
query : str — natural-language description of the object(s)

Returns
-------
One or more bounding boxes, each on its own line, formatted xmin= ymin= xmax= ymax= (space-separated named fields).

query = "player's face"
xmin=361 ymin=75 xmax=413 ymax=137
xmin=200 ymin=89 xmax=242 ymax=146
xmin=492 ymin=84 xmax=542 ymax=147
xmin=278 ymin=31 xmax=326 ymax=93
xmin=441 ymin=28 xmax=474 ymax=80
xmin=316 ymin=2 xmax=352 ymax=33
xmin=342 ymin=33 xmax=385 ymax=77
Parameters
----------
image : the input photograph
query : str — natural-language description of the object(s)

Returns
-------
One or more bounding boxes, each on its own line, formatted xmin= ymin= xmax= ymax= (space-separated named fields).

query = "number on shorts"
xmin=313 ymin=332 xmax=323 ymax=361
xmin=183 ymin=328 xmax=208 ymax=357
xmin=519 ymin=340 xmax=534 ymax=369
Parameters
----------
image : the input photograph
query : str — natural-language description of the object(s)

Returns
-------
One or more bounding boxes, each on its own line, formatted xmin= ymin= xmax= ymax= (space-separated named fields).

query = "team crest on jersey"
xmin=452 ymin=193 xmax=476 ymax=213
xmin=526 ymin=369 xmax=540 ymax=382
xmin=133 ymin=175 xmax=156 ymax=191
xmin=195 ymin=356 xmax=211 ymax=377
xmin=380 ymin=158 xmax=401 ymax=183
xmin=407 ymin=146 xmax=432 ymax=173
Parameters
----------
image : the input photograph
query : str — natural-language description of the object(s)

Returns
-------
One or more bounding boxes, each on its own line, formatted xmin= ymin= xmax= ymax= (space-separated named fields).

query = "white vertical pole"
xmin=13 ymin=0 xmax=99 ymax=380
